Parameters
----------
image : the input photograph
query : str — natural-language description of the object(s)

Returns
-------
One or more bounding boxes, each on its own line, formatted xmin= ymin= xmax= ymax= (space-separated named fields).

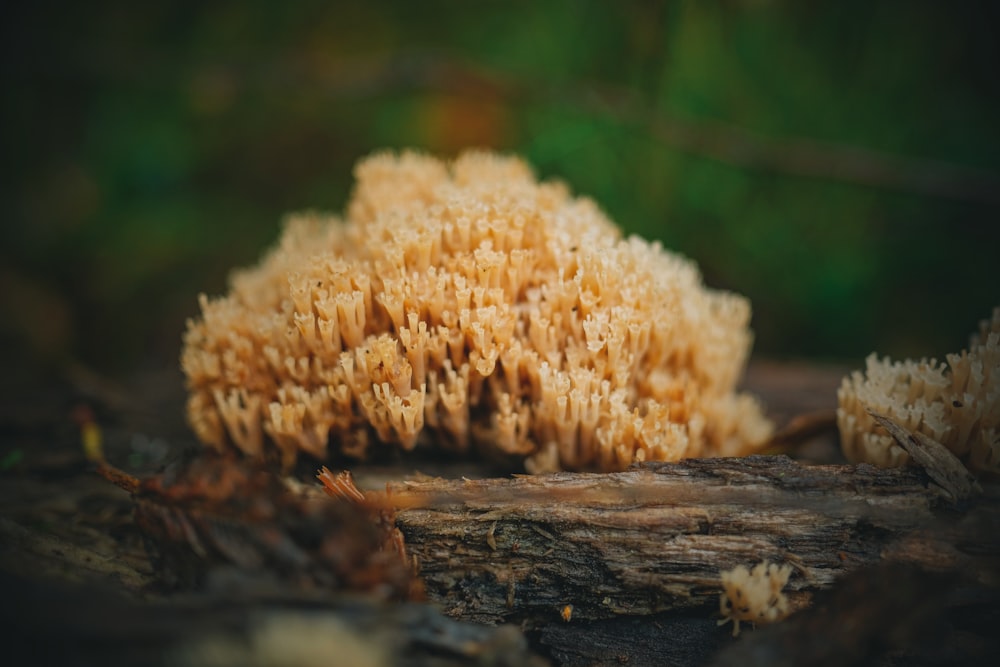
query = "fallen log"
xmin=381 ymin=456 xmax=999 ymax=626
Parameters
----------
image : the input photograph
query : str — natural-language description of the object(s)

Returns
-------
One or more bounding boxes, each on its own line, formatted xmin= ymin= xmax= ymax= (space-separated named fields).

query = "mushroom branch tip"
xmin=182 ymin=149 xmax=772 ymax=471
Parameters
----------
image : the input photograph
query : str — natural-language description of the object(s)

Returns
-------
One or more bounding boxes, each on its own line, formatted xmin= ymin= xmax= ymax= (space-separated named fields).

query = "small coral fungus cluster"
xmin=182 ymin=150 xmax=771 ymax=472
xmin=838 ymin=307 xmax=999 ymax=473
xmin=718 ymin=561 xmax=793 ymax=637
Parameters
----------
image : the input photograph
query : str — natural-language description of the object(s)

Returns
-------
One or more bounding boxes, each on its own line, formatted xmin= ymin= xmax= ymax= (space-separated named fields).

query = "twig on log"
xmin=763 ymin=409 xmax=838 ymax=455
xmin=868 ymin=410 xmax=982 ymax=503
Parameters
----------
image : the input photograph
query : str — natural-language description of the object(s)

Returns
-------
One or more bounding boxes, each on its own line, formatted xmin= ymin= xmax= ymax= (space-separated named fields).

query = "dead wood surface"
xmin=383 ymin=456 xmax=999 ymax=626
xmin=1 ymin=360 xmax=998 ymax=666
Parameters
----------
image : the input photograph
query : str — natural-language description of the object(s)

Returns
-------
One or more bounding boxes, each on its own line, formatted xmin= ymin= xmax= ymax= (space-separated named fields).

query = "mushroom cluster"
xmin=718 ymin=560 xmax=793 ymax=637
xmin=182 ymin=150 xmax=772 ymax=471
xmin=837 ymin=307 xmax=1000 ymax=472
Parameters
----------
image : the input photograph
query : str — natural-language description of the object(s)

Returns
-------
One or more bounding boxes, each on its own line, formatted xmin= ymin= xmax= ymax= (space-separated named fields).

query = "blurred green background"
xmin=2 ymin=0 xmax=998 ymax=382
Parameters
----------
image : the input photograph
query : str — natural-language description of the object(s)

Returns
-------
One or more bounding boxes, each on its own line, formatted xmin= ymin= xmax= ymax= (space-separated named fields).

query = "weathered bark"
xmin=383 ymin=456 xmax=999 ymax=626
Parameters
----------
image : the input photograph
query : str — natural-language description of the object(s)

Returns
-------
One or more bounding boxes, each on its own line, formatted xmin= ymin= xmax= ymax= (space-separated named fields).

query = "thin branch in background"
xmin=310 ymin=53 xmax=1000 ymax=207
xmin=642 ymin=113 xmax=1000 ymax=207
xmin=63 ymin=47 xmax=1000 ymax=206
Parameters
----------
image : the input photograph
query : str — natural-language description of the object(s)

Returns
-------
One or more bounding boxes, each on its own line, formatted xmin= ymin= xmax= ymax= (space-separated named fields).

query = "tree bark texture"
xmin=384 ymin=456 xmax=999 ymax=626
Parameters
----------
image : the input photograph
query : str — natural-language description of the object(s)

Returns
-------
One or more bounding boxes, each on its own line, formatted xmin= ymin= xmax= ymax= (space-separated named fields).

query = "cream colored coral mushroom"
xmin=837 ymin=307 xmax=1000 ymax=472
xmin=181 ymin=150 xmax=772 ymax=471
xmin=718 ymin=560 xmax=793 ymax=637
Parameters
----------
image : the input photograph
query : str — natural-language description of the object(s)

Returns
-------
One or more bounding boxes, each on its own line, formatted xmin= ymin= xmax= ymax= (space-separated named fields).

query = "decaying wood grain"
xmin=538 ymin=612 xmax=728 ymax=667
xmin=380 ymin=456 xmax=999 ymax=625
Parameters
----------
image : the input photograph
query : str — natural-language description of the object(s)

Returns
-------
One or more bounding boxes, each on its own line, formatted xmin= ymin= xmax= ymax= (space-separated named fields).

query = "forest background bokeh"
xmin=2 ymin=0 xmax=998 ymax=382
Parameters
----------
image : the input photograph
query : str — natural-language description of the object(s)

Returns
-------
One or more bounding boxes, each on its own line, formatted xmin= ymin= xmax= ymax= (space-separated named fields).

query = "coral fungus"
xmin=182 ymin=150 xmax=771 ymax=471
xmin=718 ymin=560 xmax=793 ymax=636
xmin=838 ymin=307 xmax=1000 ymax=472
